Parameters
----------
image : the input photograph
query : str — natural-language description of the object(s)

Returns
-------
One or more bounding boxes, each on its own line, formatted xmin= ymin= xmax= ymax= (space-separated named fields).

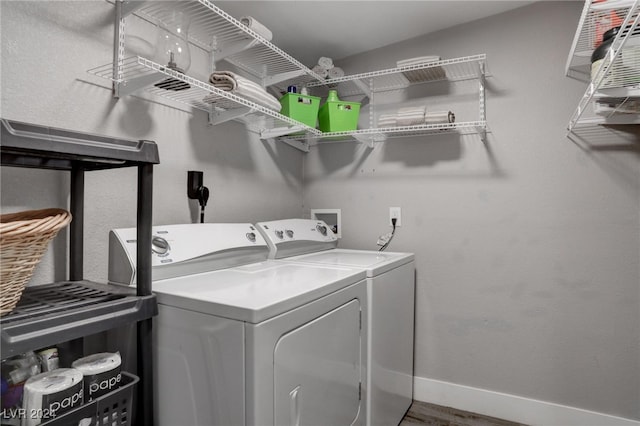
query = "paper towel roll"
xmin=72 ymin=353 xmax=122 ymax=401
xmin=22 ymin=368 xmax=84 ymax=426
xmin=424 ymin=110 xmax=455 ymax=125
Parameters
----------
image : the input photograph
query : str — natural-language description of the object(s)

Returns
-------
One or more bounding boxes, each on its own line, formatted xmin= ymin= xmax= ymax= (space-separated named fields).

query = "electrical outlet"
xmin=389 ymin=207 xmax=402 ymax=227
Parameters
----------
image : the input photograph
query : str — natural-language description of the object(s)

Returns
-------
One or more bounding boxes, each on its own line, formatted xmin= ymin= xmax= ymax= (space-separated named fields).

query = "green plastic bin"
xmin=318 ymin=90 xmax=361 ymax=132
xmin=279 ymin=93 xmax=321 ymax=128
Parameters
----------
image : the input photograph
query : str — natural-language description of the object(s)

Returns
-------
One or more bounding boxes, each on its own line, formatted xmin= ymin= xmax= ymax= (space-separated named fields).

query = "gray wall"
xmin=1 ymin=1 xmax=304 ymax=284
xmin=303 ymin=1 xmax=640 ymax=421
xmin=2 ymin=0 xmax=638 ymax=422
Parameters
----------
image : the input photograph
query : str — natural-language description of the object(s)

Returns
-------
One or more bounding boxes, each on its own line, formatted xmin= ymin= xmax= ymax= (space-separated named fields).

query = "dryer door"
xmin=274 ymin=299 xmax=362 ymax=426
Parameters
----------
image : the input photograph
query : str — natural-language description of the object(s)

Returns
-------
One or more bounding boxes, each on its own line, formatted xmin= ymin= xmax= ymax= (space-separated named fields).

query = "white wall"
xmin=0 ymin=1 xmax=305 ymax=284
xmin=303 ymin=1 xmax=640 ymax=422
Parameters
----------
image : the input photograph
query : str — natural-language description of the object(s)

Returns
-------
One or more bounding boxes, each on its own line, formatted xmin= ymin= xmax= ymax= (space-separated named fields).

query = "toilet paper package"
xmin=71 ymin=352 xmax=122 ymax=401
xmin=22 ymin=368 xmax=84 ymax=426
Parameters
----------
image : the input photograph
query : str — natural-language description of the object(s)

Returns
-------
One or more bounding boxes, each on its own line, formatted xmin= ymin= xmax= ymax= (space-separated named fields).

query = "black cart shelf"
xmin=0 ymin=118 xmax=159 ymax=426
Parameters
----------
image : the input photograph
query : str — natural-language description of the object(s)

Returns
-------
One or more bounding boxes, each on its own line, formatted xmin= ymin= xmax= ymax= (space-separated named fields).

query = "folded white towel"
xmin=328 ymin=66 xmax=345 ymax=79
xmin=205 ymin=71 xmax=282 ymax=112
xmin=377 ymin=113 xmax=397 ymax=127
xmin=239 ymin=16 xmax=273 ymax=41
xmin=318 ymin=56 xmax=334 ymax=70
xmin=397 ymin=56 xmax=441 ymax=68
xmin=397 ymin=106 xmax=426 ymax=116
xmin=312 ymin=65 xmax=329 ymax=78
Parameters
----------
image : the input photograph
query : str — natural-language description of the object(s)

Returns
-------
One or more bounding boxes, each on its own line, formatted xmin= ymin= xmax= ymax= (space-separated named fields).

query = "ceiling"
xmin=217 ymin=1 xmax=537 ymax=67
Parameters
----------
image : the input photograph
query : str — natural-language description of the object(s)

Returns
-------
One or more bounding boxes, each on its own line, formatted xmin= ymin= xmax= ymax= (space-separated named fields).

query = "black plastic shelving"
xmin=0 ymin=118 xmax=159 ymax=426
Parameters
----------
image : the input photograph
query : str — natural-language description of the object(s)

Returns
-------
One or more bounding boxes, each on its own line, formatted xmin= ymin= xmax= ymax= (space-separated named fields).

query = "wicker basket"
xmin=0 ymin=208 xmax=72 ymax=315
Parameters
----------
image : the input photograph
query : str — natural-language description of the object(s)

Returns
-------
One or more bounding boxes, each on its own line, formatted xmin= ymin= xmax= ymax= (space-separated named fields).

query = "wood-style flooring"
xmin=400 ymin=401 xmax=528 ymax=426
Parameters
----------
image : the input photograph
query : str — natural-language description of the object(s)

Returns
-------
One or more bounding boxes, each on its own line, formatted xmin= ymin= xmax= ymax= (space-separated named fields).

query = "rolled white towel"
xmin=328 ymin=66 xmax=345 ymax=79
xmin=397 ymin=106 xmax=426 ymax=117
xmin=312 ymin=65 xmax=329 ymax=78
xmin=239 ymin=16 xmax=273 ymax=41
xmin=424 ymin=110 xmax=455 ymax=124
xmin=318 ymin=56 xmax=334 ymax=70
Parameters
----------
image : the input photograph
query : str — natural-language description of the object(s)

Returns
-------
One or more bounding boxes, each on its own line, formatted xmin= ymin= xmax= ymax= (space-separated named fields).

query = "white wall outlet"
xmin=389 ymin=207 xmax=402 ymax=227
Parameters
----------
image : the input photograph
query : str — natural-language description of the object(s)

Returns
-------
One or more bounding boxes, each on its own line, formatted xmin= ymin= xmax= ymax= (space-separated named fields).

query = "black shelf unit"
xmin=0 ymin=118 xmax=159 ymax=426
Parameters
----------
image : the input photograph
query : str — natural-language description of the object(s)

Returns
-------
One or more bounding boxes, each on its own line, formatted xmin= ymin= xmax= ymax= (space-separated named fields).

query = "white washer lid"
xmin=288 ymin=249 xmax=414 ymax=277
xmin=152 ymin=260 xmax=366 ymax=324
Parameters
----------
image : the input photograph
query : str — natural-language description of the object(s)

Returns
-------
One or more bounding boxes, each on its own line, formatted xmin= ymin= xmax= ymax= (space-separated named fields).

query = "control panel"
xmin=255 ymin=219 xmax=338 ymax=259
xmin=108 ymin=223 xmax=268 ymax=285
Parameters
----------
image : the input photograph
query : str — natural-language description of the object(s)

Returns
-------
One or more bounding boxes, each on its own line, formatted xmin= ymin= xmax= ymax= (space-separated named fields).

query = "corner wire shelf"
xmin=280 ymin=121 xmax=488 ymax=150
xmin=277 ymin=54 xmax=489 ymax=149
xmin=307 ymin=54 xmax=487 ymax=98
xmin=121 ymin=0 xmax=325 ymax=89
xmin=88 ymin=56 xmax=322 ymax=139
xmin=566 ymin=0 xmax=640 ymax=136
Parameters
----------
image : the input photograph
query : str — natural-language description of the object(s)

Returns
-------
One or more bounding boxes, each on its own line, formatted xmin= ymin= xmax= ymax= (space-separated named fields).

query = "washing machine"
xmin=255 ymin=218 xmax=415 ymax=426
xmin=108 ymin=223 xmax=368 ymax=426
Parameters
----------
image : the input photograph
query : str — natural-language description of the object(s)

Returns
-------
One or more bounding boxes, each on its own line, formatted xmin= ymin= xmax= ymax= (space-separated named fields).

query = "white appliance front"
xmin=255 ymin=219 xmax=416 ymax=426
xmin=109 ymin=223 xmax=368 ymax=426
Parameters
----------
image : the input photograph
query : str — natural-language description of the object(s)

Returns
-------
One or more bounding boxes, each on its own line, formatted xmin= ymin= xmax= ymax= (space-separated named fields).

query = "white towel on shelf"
xmin=396 ymin=55 xmax=441 ymax=68
xmin=425 ymin=110 xmax=455 ymax=124
xmin=328 ymin=66 xmax=345 ymax=79
xmin=312 ymin=65 xmax=329 ymax=78
xmin=204 ymin=71 xmax=282 ymax=112
xmin=377 ymin=113 xmax=397 ymax=127
xmin=395 ymin=106 xmax=426 ymax=126
xmin=318 ymin=56 xmax=334 ymax=70
xmin=239 ymin=16 xmax=273 ymax=41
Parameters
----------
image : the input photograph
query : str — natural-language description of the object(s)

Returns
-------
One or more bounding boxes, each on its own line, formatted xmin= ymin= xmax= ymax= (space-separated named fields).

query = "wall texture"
xmin=0 ymin=1 xmax=305 ymax=284
xmin=303 ymin=1 xmax=640 ymax=421
xmin=1 ymin=1 xmax=638 ymax=422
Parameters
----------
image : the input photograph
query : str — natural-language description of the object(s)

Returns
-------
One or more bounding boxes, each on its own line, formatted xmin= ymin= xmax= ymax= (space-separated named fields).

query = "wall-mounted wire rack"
xmin=278 ymin=55 xmax=489 ymax=151
xmin=90 ymin=1 xmax=489 ymax=152
xmin=89 ymin=0 xmax=325 ymax=139
xmin=565 ymin=0 xmax=640 ymax=136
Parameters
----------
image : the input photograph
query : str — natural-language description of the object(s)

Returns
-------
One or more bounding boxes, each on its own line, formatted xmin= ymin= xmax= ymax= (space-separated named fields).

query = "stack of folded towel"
xmin=239 ymin=16 xmax=272 ymax=41
xmin=397 ymin=55 xmax=446 ymax=82
xmin=377 ymin=106 xmax=455 ymax=128
xmin=203 ymin=71 xmax=282 ymax=112
xmin=311 ymin=56 xmax=345 ymax=80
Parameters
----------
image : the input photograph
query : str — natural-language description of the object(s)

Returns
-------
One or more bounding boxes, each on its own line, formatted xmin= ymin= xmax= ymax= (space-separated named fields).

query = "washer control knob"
xmin=316 ymin=224 xmax=328 ymax=236
xmin=275 ymin=230 xmax=284 ymax=239
xmin=285 ymin=229 xmax=294 ymax=238
xmin=246 ymin=232 xmax=257 ymax=243
xmin=151 ymin=236 xmax=170 ymax=255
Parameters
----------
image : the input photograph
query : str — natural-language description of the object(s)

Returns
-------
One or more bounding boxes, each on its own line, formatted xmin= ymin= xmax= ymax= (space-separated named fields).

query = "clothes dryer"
xmin=109 ymin=223 xmax=368 ymax=426
xmin=255 ymin=219 xmax=415 ymax=426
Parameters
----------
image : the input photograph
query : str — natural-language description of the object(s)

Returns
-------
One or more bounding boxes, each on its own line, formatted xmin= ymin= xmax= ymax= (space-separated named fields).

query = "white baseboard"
xmin=413 ymin=376 xmax=640 ymax=426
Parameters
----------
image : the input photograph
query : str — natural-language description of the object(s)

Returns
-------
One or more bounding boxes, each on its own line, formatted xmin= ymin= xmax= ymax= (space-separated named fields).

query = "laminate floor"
xmin=400 ymin=401 xmax=528 ymax=426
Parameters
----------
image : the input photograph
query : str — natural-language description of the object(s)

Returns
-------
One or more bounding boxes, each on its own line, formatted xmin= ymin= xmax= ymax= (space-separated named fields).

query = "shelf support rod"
xmin=278 ymin=137 xmax=311 ymax=153
xmin=351 ymin=133 xmax=376 ymax=149
xmin=209 ymin=107 xmax=254 ymax=125
xmin=263 ymin=70 xmax=306 ymax=87
xmin=261 ymin=125 xmax=307 ymax=139
xmin=112 ymin=0 xmax=126 ymax=99
xmin=69 ymin=168 xmax=84 ymax=281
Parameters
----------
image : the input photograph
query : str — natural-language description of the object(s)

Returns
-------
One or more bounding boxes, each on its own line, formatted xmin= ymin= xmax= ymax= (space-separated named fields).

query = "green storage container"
xmin=279 ymin=93 xmax=321 ymax=128
xmin=318 ymin=90 xmax=361 ymax=132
